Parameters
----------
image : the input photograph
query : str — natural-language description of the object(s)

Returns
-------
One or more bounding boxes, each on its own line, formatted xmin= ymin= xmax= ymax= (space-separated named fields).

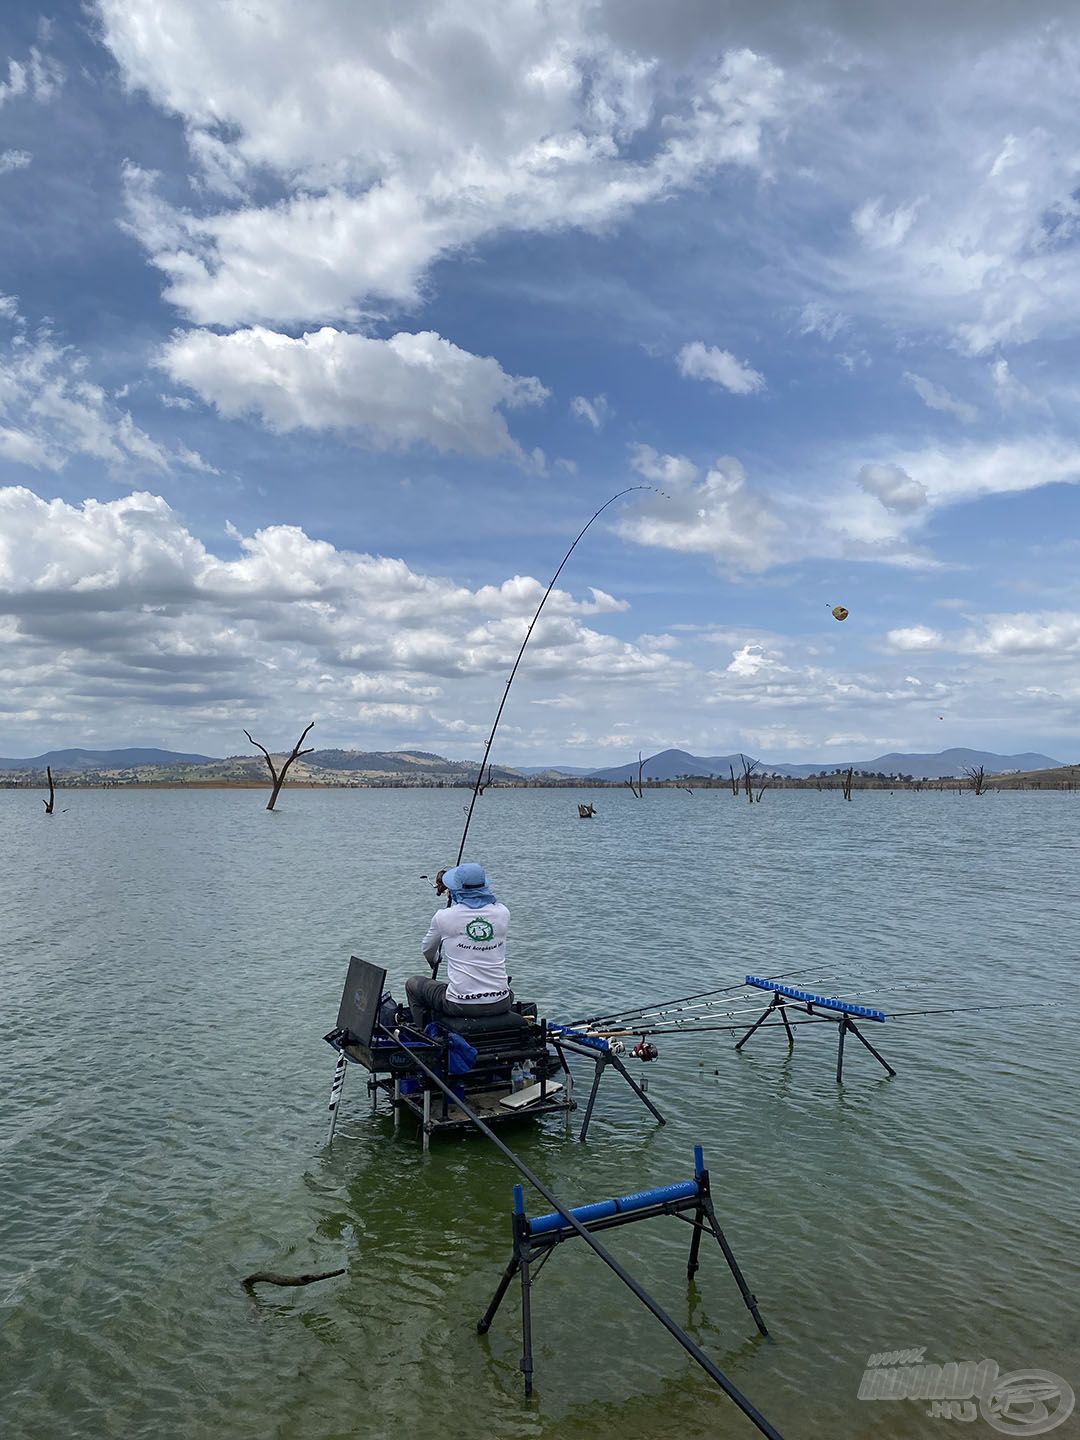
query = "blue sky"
xmin=1 ymin=0 xmax=1079 ymax=764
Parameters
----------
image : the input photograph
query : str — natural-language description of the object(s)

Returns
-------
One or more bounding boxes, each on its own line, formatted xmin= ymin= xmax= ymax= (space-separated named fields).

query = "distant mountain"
xmin=514 ymin=764 xmax=598 ymax=777
xmin=587 ymin=746 xmax=1064 ymax=782
xmin=304 ymin=749 xmax=522 ymax=781
xmin=0 ymin=747 xmax=217 ymax=772
xmin=838 ymin=748 xmax=1066 ymax=780
xmin=590 ymin=749 xmax=755 ymax=782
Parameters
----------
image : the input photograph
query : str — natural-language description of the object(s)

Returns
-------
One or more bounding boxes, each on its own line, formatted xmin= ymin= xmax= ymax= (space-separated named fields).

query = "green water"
xmin=2 ymin=787 xmax=1077 ymax=1439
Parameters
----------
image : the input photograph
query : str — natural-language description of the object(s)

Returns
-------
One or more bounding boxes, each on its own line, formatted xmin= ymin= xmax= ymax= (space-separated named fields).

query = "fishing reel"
xmin=632 ymin=1038 xmax=659 ymax=1062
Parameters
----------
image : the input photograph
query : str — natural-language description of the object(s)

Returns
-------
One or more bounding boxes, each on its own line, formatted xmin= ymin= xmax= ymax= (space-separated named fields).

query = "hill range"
xmin=0 ymin=743 xmax=1066 ymax=783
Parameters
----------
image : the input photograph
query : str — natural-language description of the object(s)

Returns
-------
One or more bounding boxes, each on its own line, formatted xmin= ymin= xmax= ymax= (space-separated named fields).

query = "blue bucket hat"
xmin=441 ymin=862 xmax=496 ymax=908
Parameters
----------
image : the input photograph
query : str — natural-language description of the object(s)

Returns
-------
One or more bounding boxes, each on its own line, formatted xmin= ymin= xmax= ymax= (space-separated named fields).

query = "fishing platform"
xmin=324 ymin=957 xmax=666 ymax=1147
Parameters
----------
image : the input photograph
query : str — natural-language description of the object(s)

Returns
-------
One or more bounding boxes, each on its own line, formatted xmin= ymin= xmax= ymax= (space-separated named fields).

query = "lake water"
xmin=2 ymin=786 xmax=1078 ymax=1440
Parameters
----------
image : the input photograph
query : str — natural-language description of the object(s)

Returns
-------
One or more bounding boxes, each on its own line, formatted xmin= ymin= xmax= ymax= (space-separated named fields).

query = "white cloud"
xmin=886 ymin=626 xmax=944 ymax=651
xmin=857 ymin=462 xmax=928 ymax=514
xmin=904 ymin=372 xmax=978 ymax=424
xmin=676 ymin=341 xmax=765 ymax=395
xmin=570 ymin=394 xmax=611 ymax=430
xmin=620 ymin=450 xmax=785 ymax=570
xmin=104 ymin=0 xmax=790 ymax=325
xmin=160 ymin=325 xmax=548 ymax=459
xmin=798 ymin=302 xmax=847 ymax=341
xmin=851 ymin=196 xmax=923 ymax=249
xmin=0 ymin=46 xmax=63 ymax=109
xmin=0 ymin=485 xmax=675 ymax=750
xmin=0 ymin=150 xmax=31 ymax=174
xmin=0 ymin=317 xmax=214 ymax=477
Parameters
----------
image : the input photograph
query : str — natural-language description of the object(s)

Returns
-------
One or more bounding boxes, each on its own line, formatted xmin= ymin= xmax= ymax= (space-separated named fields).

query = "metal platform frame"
xmin=478 ymin=1145 xmax=768 ymax=1398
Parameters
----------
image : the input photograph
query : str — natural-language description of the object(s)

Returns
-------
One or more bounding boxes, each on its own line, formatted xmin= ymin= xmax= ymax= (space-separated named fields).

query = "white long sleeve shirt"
xmin=421 ymin=901 xmax=511 ymax=1004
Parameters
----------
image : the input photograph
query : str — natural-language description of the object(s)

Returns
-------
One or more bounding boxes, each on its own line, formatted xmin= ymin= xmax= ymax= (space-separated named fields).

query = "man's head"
xmin=440 ymin=862 xmax=487 ymax=894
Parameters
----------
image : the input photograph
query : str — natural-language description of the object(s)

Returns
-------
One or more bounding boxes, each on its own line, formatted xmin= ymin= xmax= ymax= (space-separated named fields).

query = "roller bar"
xmin=745 ymin=977 xmax=886 ymax=1023
xmin=527 ymin=1179 xmax=699 ymax=1236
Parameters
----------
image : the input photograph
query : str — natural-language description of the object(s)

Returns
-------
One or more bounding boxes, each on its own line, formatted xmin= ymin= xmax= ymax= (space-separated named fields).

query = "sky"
xmin=1 ymin=1 xmax=1080 ymax=765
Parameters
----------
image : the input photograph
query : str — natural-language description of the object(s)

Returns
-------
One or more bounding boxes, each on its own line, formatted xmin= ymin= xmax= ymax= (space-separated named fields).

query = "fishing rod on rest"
xmin=569 ymin=963 xmax=844 ymax=1029
xmin=607 ymin=999 xmax=1075 ymax=1039
xmin=452 ymin=484 xmax=663 ymax=869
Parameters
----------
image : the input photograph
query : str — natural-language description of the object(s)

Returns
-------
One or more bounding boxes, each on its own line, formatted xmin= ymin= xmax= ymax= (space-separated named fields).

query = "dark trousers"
xmin=406 ymin=975 xmax=512 ymax=1031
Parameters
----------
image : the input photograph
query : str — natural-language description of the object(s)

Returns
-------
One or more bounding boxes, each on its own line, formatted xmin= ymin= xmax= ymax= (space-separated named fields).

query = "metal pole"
xmin=577 ymin=1055 xmax=606 ymax=1143
xmin=845 ymin=1019 xmax=897 ymax=1077
xmin=609 ymin=1053 xmax=666 ymax=1126
xmin=836 ymin=1017 xmax=847 ymax=1083
xmin=736 ymin=997 xmax=779 ymax=1051
xmin=325 ymin=1054 xmax=348 ymax=1146
xmin=395 ymin=1034 xmax=785 ymax=1440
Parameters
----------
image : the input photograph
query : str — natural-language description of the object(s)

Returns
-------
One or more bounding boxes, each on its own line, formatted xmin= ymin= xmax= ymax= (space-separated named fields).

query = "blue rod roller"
xmin=547 ymin=1024 xmax=611 ymax=1052
xmin=694 ymin=1145 xmax=705 ymax=1179
xmin=513 ymin=1184 xmax=525 ymax=1217
xmin=744 ymin=976 xmax=886 ymax=1023
xmin=527 ymin=1179 xmax=698 ymax=1236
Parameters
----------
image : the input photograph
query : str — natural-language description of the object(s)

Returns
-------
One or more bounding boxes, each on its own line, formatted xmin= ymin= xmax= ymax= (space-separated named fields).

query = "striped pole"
xmin=325 ymin=1053 xmax=348 ymax=1146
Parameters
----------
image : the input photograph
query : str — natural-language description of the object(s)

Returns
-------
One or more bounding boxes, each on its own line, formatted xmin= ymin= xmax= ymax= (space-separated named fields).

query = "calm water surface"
xmin=2 ymin=787 xmax=1078 ymax=1440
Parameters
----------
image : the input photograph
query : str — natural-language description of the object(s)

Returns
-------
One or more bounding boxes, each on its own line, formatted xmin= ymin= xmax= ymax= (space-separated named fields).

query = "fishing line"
xmin=453 ymin=485 xmax=665 ymax=868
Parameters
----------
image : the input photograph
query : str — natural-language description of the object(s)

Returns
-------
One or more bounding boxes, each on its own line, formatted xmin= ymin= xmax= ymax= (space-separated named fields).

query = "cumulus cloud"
xmin=0 ymin=486 xmax=674 ymax=750
xmin=0 ymin=315 xmax=214 ymax=477
xmin=676 ymin=341 xmax=765 ymax=394
xmin=621 ymin=448 xmax=785 ymax=570
xmin=904 ymin=372 xmax=978 ymax=423
xmin=104 ymin=0 xmax=790 ymax=325
xmin=160 ymin=326 xmax=548 ymax=458
xmin=570 ymin=394 xmax=611 ymax=430
xmin=0 ymin=149 xmax=31 ymax=174
xmin=857 ymin=462 xmax=928 ymax=514
xmin=886 ymin=625 xmax=944 ymax=651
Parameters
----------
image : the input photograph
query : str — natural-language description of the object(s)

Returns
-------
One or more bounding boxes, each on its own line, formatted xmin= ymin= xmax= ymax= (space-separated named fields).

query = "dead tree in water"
xmin=625 ymin=752 xmax=645 ymax=799
xmin=964 ymin=765 xmax=987 ymax=796
xmin=729 ymin=764 xmax=739 ymax=797
xmin=476 ymin=764 xmax=494 ymax=795
xmin=244 ymin=722 xmax=316 ymax=811
xmin=676 ymin=782 xmax=694 ymax=796
xmin=740 ymin=754 xmax=765 ymax=804
xmin=42 ymin=765 xmax=55 ymax=815
xmin=577 ymin=802 xmax=596 ymax=818
xmin=841 ymin=767 xmax=854 ymax=802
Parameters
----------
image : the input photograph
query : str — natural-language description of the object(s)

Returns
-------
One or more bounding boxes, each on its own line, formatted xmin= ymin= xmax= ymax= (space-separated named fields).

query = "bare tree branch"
xmin=242 ymin=1267 xmax=345 ymax=1290
xmin=244 ymin=722 xmax=316 ymax=810
xmin=42 ymin=764 xmax=55 ymax=815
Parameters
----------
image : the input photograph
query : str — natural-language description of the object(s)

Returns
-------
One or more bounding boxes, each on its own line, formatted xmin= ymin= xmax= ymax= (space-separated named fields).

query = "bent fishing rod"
xmin=453 ymin=485 xmax=661 ymax=867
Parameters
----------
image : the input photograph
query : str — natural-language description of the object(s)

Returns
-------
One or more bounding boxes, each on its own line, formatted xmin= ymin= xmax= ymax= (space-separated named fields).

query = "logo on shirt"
xmin=465 ymin=917 xmax=495 ymax=942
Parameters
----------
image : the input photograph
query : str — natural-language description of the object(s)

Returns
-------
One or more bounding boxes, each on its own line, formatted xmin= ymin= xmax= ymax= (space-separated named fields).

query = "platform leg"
xmin=703 ymin=1198 xmax=769 ymax=1337
xmin=422 ymin=1087 xmax=432 ymax=1151
xmin=609 ymin=1053 xmax=666 ymax=1127
xmin=393 ymin=1076 xmax=401 ymax=1128
xmin=735 ymin=996 xmax=779 ymax=1052
xmin=325 ymin=1054 xmax=348 ymax=1147
xmin=520 ymin=1253 xmax=535 ymax=1397
xmin=577 ymin=1056 xmax=605 ymax=1142
xmin=687 ymin=1206 xmax=705 ymax=1278
xmin=477 ymin=1256 xmax=519 ymax=1334
xmin=846 ymin=1019 xmax=897 ymax=1077
xmin=836 ymin=1016 xmax=848 ymax=1083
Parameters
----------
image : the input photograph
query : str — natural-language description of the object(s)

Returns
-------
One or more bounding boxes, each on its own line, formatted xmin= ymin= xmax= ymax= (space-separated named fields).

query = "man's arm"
xmin=421 ymin=913 xmax=443 ymax=973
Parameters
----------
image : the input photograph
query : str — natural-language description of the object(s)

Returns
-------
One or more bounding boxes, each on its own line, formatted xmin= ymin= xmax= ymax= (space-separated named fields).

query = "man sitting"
xmin=406 ymin=862 xmax=512 ymax=1030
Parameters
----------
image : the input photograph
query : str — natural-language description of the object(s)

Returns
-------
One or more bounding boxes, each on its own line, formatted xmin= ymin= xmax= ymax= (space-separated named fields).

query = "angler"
xmin=406 ymin=862 xmax=512 ymax=1031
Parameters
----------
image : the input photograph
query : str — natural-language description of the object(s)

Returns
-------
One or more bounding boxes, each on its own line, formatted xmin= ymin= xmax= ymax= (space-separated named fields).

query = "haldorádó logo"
xmin=465 ymin=918 xmax=495 ymax=942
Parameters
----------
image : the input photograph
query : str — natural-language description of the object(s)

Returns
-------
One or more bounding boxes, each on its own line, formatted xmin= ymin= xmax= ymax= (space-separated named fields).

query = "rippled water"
xmin=2 ymin=786 xmax=1078 ymax=1440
